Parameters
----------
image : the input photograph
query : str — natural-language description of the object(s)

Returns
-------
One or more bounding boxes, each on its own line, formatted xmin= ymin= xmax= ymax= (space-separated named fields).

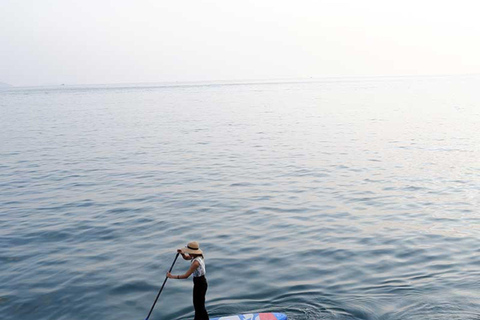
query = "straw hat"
xmin=181 ymin=241 xmax=203 ymax=255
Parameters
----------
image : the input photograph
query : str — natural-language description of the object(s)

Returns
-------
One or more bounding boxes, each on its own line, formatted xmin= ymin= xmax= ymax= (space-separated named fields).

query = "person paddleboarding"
xmin=167 ymin=241 xmax=209 ymax=320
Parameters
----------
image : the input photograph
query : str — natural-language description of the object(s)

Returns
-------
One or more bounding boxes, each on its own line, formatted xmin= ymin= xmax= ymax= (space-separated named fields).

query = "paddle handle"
xmin=145 ymin=252 xmax=180 ymax=320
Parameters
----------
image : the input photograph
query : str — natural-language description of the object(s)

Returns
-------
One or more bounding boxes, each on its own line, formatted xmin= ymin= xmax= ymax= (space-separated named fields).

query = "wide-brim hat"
xmin=181 ymin=241 xmax=203 ymax=255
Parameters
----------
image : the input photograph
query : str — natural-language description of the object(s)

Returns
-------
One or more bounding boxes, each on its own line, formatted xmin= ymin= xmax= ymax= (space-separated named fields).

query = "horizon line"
xmin=4 ymin=72 xmax=480 ymax=88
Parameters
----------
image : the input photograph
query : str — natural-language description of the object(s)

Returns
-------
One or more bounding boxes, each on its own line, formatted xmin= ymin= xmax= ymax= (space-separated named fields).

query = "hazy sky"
xmin=1 ymin=0 xmax=480 ymax=86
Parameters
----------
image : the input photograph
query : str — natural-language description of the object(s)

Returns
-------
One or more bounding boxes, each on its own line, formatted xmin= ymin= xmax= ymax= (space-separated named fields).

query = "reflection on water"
xmin=1 ymin=76 xmax=479 ymax=320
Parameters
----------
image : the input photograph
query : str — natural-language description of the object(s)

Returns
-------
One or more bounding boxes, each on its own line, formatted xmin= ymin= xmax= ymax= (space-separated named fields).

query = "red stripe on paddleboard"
xmin=259 ymin=313 xmax=278 ymax=320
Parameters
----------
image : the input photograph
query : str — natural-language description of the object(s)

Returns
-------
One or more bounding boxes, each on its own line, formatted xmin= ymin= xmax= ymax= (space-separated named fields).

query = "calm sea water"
xmin=1 ymin=76 xmax=479 ymax=320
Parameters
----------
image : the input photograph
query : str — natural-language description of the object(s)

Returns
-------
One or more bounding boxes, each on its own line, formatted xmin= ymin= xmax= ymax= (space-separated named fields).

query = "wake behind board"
xmin=210 ymin=313 xmax=287 ymax=320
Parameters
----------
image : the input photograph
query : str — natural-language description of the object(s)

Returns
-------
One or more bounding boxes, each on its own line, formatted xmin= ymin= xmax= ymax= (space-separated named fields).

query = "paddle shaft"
xmin=145 ymin=252 xmax=180 ymax=320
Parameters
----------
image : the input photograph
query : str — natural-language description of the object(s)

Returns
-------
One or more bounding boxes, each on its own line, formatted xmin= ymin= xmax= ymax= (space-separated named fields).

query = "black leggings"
xmin=193 ymin=276 xmax=209 ymax=320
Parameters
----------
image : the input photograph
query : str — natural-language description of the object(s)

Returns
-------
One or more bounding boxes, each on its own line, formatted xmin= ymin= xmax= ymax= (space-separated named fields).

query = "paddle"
xmin=144 ymin=252 xmax=180 ymax=320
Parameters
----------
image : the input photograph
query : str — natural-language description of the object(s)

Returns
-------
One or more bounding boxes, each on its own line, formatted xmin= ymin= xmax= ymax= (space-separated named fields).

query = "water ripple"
xmin=1 ymin=78 xmax=480 ymax=320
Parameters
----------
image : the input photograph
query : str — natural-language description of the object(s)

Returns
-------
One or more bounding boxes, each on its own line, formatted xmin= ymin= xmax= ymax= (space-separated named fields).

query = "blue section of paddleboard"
xmin=210 ymin=312 xmax=287 ymax=320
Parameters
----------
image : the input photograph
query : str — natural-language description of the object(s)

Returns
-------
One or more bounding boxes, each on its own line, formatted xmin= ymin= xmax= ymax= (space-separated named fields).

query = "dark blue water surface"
xmin=1 ymin=77 xmax=479 ymax=320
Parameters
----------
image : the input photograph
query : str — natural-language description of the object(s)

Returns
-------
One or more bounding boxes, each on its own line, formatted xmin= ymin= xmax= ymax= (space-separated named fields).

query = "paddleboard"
xmin=210 ymin=313 xmax=287 ymax=320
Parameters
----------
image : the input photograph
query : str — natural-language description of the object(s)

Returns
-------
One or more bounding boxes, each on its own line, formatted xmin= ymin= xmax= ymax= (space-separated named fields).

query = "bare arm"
xmin=167 ymin=260 xmax=199 ymax=279
xmin=177 ymin=249 xmax=192 ymax=260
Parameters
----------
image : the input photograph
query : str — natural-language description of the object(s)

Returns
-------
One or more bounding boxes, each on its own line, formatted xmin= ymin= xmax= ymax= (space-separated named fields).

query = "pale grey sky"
xmin=1 ymin=0 xmax=479 ymax=86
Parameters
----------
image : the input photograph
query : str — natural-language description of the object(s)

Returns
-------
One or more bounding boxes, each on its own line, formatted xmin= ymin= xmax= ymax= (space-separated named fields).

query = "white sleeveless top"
xmin=192 ymin=257 xmax=206 ymax=277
